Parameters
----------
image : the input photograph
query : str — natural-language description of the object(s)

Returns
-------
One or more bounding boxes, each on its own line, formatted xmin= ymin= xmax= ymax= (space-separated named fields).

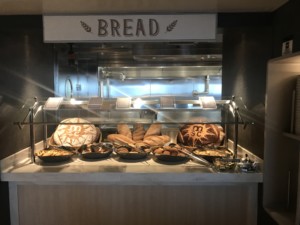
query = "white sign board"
xmin=43 ymin=14 xmax=217 ymax=42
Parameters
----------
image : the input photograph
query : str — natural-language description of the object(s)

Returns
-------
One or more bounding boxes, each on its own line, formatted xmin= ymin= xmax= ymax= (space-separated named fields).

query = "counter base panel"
xmin=10 ymin=183 xmax=258 ymax=225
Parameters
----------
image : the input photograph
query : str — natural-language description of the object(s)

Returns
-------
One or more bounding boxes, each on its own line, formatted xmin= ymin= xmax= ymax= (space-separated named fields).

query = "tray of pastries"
xmin=192 ymin=147 xmax=232 ymax=163
xmin=152 ymin=143 xmax=189 ymax=163
xmin=78 ymin=142 xmax=114 ymax=160
xmin=35 ymin=148 xmax=74 ymax=163
xmin=115 ymin=144 xmax=151 ymax=160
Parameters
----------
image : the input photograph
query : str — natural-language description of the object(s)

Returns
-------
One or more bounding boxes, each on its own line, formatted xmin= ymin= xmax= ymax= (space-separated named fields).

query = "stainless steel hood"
xmin=101 ymin=65 xmax=222 ymax=79
xmin=56 ymin=41 xmax=222 ymax=68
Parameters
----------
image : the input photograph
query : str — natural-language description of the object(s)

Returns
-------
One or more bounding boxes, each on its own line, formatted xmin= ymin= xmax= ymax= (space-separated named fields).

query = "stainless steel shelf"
xmin=265 ymin=206 xmax=295 ymax=225
xmin=283 ymin=132 xmax=300 ymax=142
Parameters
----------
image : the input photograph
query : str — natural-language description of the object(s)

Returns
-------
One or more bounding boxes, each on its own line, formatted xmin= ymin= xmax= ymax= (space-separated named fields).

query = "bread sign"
xmin=43 ymin=14 xmax=217 ymax=42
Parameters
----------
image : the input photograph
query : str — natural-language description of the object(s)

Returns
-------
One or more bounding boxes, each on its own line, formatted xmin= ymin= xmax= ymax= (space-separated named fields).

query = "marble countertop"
xmin=1 ymin=146 xmax=263 ymax=185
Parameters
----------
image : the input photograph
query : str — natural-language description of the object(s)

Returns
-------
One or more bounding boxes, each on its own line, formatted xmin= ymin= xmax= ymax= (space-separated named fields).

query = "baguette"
xmin=117 ymin=123 xmax=132 ymax=139
xmin=107 ymin=134 xmax=136 ymax=146
xmin=143 ymin=135 xmax=170 ymax=146
xmin=144 ymin=124 xmax=162 ymax=138
xmin=132 ymin=124 xmax=145 ymax=141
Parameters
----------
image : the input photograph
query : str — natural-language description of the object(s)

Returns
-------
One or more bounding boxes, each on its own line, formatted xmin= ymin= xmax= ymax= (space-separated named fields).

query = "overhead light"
xmin=133 ymin=98 xmax=144 ymax=108
xmin=70 ymin=98 xmax=83 ymax=105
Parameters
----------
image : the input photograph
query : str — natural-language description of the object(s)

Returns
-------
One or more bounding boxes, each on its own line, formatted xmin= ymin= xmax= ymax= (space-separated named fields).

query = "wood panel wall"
xmin=17 ymin=184 xmax=258 ymax=225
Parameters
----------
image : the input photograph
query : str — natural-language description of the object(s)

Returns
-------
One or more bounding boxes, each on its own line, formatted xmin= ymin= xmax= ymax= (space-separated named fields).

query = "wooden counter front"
xmin=15 ymin=183 xmax=258 ymax=225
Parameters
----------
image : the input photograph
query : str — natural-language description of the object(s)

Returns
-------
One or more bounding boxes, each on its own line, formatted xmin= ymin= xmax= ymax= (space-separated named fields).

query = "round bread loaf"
xmin=53 ymin=118 xmax=98 ymax=147
xmin=179 ymin=124 xmax=220 ymax=146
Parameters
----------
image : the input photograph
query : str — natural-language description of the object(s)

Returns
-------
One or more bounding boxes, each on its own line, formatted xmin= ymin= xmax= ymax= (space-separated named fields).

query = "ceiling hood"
xmin=132 ymin=54 xmax=222 ymax=64
xmin=63 ymin=41 xmax=222 ymax=67
xmin=101 ymin=65 xmax=222 ymax=79
xmin=131 ymin=42 xmax=222 ymax=63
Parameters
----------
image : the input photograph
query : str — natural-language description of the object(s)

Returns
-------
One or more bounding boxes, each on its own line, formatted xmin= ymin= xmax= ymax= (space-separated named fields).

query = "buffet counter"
xmin=1 ymin=141 xmax=263 ymax=225
xmin=1 ymin=150 xmax=262 ymax=184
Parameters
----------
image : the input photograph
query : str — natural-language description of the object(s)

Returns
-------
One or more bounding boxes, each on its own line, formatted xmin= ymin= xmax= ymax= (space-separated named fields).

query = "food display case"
xmin=14 ymin=94 xmax=253 ymax=168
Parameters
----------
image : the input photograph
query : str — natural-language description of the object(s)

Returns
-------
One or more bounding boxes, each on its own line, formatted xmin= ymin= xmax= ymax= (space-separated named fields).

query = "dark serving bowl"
xmin=79 ymin=142 xmax=114 ymax=160
xmin=151 ymin=144 xmax=189 ymax=163
xmin=154 ymin=154 xmax=189 ymax=163
xmin=81 ymin=149 xmax=113 ymax=160
xmin=192 ymin=148 xmax=232 ymax=163
xmin=37 ymin=155 xmax=73 ymax=163
xmin=116 ymin=151 xmax=149 ymax=160
xmin=115 ymin=145 xmax=150 ymax=160
xmin=35 ymin=148 xmax=74 ymax=163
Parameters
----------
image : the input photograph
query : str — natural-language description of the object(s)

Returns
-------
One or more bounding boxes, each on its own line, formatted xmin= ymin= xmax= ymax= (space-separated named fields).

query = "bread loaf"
xmin=216 ymin=125 xmax=225 ymax=145
xmin=144 ymin=124 xmax=162 ymax=138
xmin=143 ymin=135 xmax=170 ymax=146
xmin=132 ymin=124 xmax=145 ymax=141
xmin=107 ymin=134 xmax=136 ymax=146
xmin=53 ymin=118 xmax=98 ymax=147
xmin=117 ymin=124 xmax=132 ymax=139
xmin=179 ymin=124 xmax=221 ymax=146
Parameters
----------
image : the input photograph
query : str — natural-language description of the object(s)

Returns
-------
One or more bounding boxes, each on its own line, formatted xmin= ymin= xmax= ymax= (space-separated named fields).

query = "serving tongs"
xmin=178 ymin=147 xmax=216 ymax=171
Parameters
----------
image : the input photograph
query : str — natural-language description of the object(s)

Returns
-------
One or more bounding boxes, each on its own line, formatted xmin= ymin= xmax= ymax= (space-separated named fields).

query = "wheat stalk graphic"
xmin=80 ymin=21 xmax=92 ymax=33
xmin=166 ymin=20 xmax=178 ymax=32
